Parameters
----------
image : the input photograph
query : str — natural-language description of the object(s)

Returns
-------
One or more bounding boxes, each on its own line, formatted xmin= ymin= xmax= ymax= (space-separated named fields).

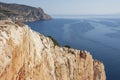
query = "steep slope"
xmin=0 ymin=20 xmax=106 ymax=80
xmin=0 ymin=2 xmax=51 ymax=22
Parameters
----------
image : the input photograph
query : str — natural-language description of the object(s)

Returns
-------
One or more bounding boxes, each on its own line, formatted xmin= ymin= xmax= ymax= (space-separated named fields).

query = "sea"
xmin=26 ymin=15 xmax=120 ymax=80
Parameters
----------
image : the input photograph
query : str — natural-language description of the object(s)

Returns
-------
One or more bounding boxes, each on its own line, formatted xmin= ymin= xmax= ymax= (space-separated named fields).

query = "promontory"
xmin=0 ymin=2 xmax=51 ymax=22
xmin=0 ymin=20 xmax=106 ymax=80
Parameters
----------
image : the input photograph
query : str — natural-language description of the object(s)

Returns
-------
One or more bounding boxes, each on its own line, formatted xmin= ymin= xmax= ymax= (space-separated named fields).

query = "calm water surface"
xmin=26 ymin=18 xmax=120 ymax=80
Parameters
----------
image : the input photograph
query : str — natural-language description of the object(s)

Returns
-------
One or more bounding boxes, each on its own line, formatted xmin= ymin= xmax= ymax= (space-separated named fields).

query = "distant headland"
xmin=0 ymin=2 xmax=51 ymax=22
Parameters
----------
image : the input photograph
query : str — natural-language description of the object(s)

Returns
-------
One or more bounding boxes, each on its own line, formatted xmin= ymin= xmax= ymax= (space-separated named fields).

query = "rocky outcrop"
xmin=0 ymin=2 xmax=51 ymax=22
xmin=0 ymin=20 xmax=106 ymax=80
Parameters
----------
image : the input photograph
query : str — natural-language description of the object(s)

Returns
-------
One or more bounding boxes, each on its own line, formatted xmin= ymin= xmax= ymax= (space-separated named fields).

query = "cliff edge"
xmin=0 ymin=20 xmax=106 ymax=80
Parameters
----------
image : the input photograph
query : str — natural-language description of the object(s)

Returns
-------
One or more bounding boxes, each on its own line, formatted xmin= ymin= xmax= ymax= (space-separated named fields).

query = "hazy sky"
xmin=1 ymin=0 xmax=120 ymax=15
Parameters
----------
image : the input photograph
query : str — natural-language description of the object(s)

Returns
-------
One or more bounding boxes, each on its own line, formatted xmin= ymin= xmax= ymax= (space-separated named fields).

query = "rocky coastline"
xmin=0 ymin=20 xmax=106 ymax=80
xmin=0 ymin=2 xmax=51 ymax=22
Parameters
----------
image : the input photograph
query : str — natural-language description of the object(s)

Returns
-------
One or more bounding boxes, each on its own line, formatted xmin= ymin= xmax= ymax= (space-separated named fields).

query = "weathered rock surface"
xmin=0 ymin=2 xmax=51 ymax=22
xmin=0 ymin=20 xmax=106 ymax=80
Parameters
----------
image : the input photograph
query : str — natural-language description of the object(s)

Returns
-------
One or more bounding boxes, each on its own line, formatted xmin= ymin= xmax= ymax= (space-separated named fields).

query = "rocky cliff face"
xmin=0 ymin=2 xmax=51 ymax=22
xmin=0 ymin=20 xmax=106 ymax=80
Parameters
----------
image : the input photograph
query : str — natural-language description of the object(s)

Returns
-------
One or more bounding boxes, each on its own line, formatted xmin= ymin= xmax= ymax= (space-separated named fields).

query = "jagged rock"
xmin=0 ymin=20 xmax=106 ymax=80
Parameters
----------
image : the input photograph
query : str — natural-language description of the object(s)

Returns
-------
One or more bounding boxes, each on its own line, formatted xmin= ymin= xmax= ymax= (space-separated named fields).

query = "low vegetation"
xmin=47 ymin=36 xmax=71 ymax=48
xmin=64 ymin=45 xmax=71 ymax=48
xmin=47 ymin=36 xmax=60 ymax=46
xmin=15 ymin=22 xmax=24 ymax=27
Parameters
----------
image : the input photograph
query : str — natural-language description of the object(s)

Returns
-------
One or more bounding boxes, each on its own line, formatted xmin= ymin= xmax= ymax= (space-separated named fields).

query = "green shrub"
xmin=47 ymin=36 xmax=60 ymax=46
xmin=64 ymin=45 xmax=71 ymax=48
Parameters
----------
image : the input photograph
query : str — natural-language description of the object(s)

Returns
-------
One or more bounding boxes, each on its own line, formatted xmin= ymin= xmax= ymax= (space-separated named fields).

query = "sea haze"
xmin=26 ymin=17 xmax=120 ymax=80
xmin=52 ymin=15 xmax=120 ymax=19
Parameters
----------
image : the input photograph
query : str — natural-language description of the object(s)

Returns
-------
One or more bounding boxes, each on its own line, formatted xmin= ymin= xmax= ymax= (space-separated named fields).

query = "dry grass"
xmin=15 ymin=22 xmax=24 ymax=27
xmin=4 ymin=22 xmax=13 ymax=25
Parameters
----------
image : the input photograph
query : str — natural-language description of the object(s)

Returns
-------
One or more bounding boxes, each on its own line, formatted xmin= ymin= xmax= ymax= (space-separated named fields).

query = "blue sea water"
xmin=26 ymin=18 xmax=120 ymax=80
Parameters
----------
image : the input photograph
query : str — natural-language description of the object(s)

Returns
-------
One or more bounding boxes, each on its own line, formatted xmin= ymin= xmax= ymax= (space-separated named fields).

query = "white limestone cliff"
xmin=0 ymin=20 xmax=106 ymax=80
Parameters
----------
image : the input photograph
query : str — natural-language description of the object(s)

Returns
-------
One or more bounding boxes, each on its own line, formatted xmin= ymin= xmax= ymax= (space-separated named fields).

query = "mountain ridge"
xmin=0 ymin=2 xmax=51 ymax=22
